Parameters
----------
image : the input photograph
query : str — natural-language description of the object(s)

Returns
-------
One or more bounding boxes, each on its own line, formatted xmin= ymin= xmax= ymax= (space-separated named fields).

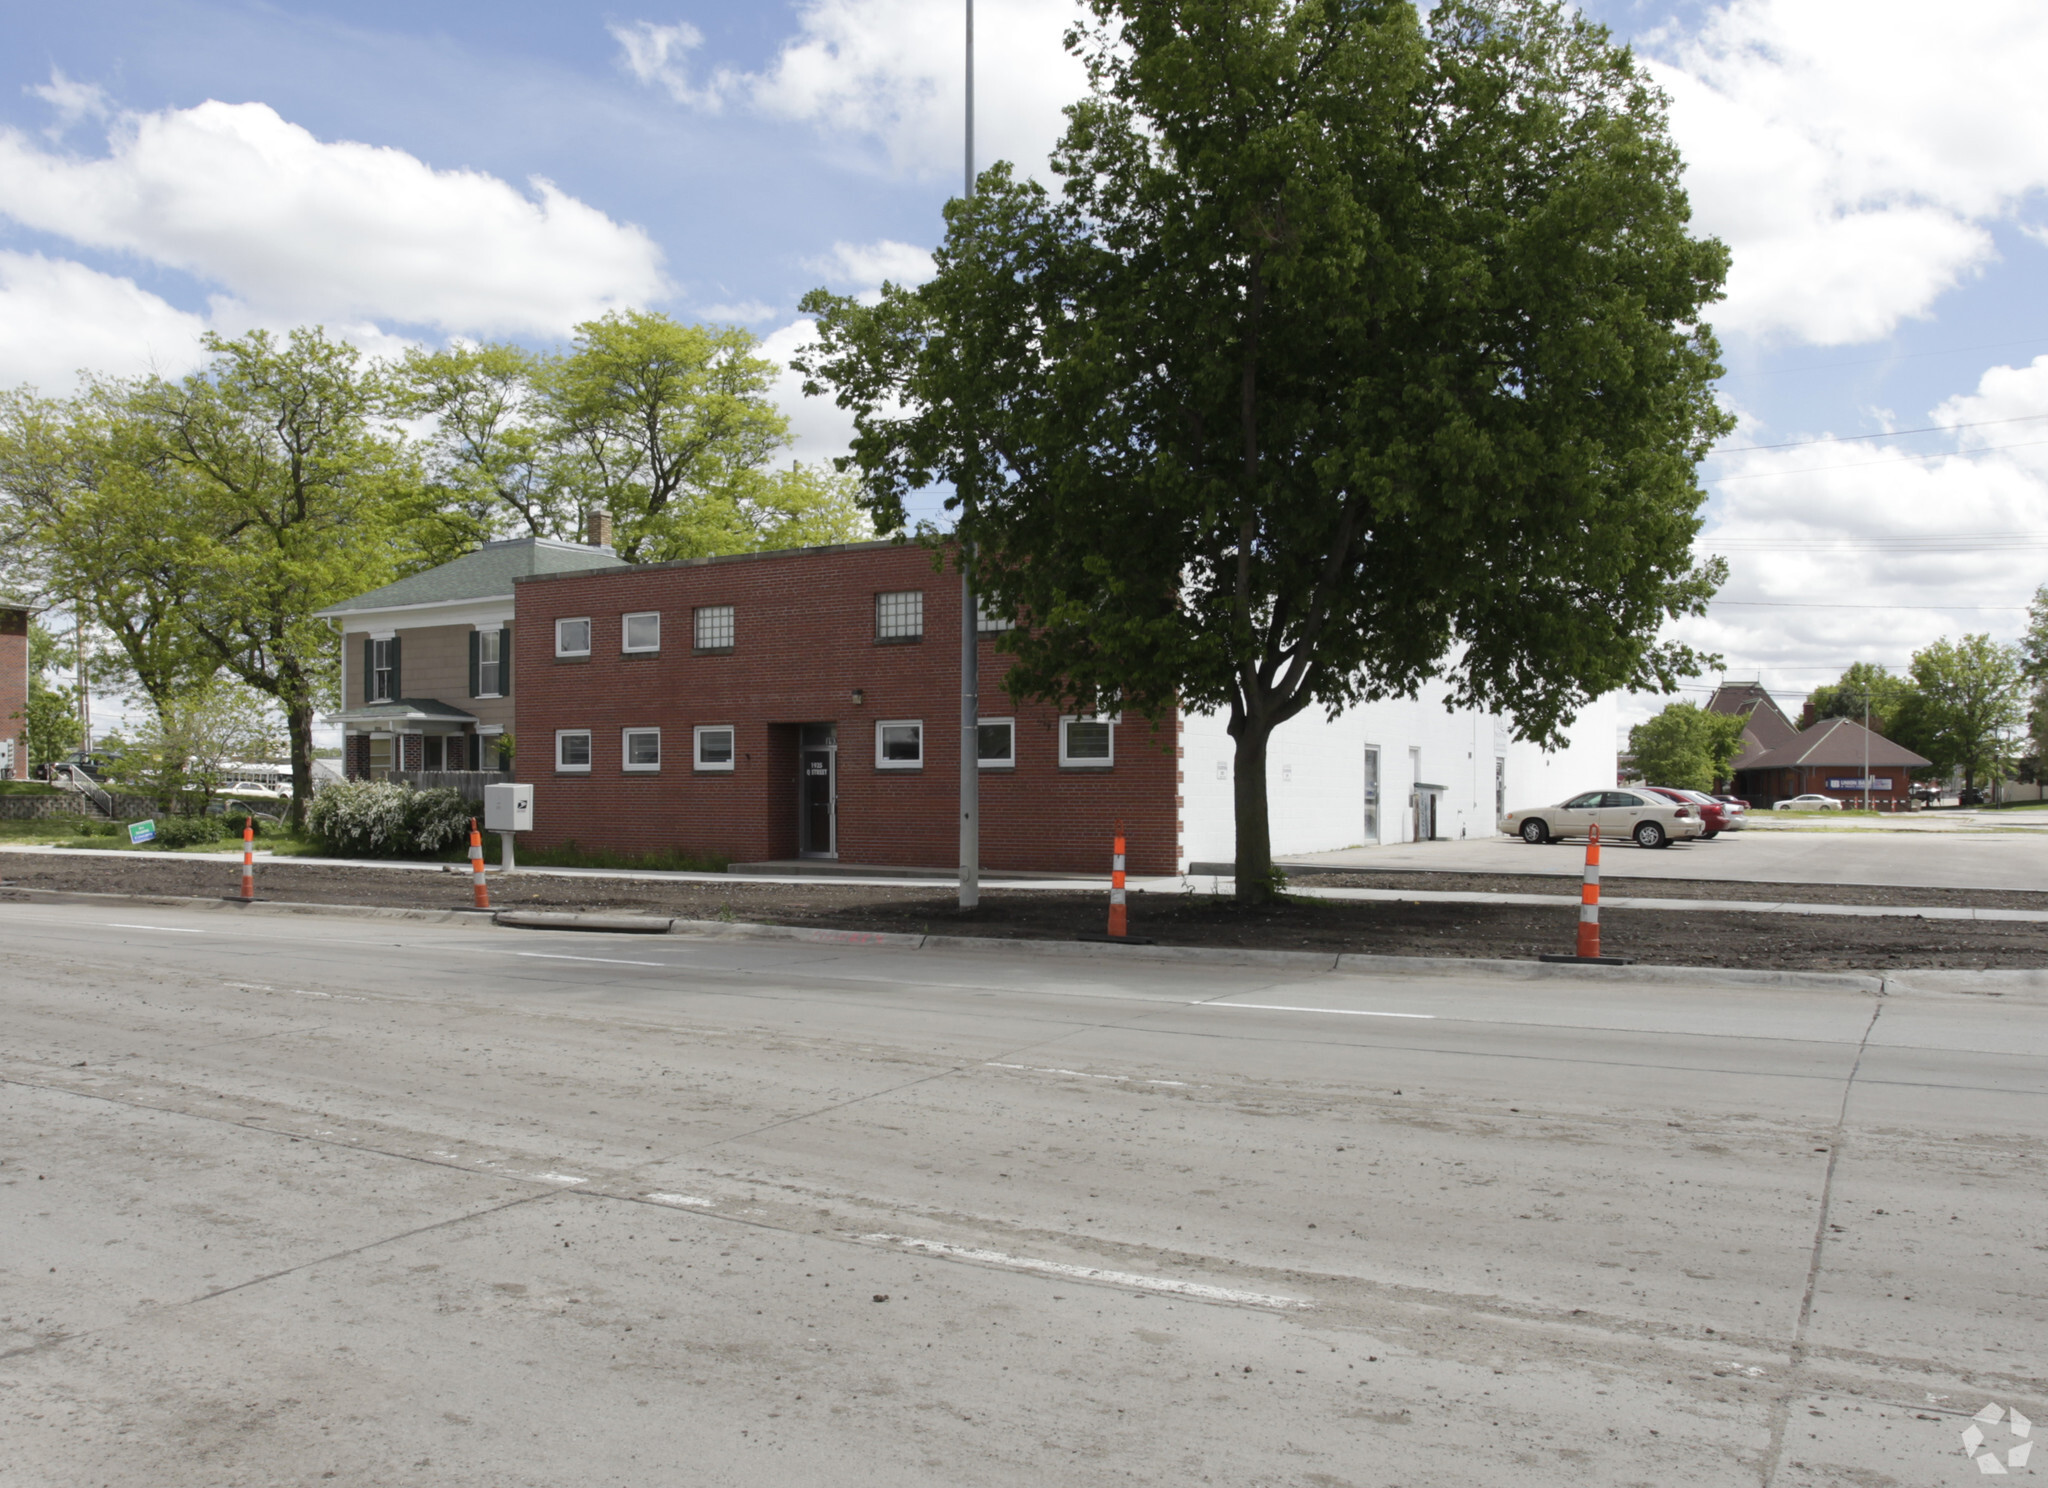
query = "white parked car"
xmin=1773 ymin=794 xmax=1841 ymax=811
xmin=1500 ymin=789 xmax=1707 ymax=849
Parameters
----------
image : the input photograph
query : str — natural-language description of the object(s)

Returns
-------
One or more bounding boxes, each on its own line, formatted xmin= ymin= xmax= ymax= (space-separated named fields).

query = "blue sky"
xmin=5 ymin=0 xmax=2048 ymax=730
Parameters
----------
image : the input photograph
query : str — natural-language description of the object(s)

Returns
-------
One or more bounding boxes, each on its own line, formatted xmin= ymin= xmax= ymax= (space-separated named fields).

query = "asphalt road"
xmin=1289 ymin=827 xmax=2048 ymax=891
xmin=4 ymin=901 xmax=2044 ymax=1487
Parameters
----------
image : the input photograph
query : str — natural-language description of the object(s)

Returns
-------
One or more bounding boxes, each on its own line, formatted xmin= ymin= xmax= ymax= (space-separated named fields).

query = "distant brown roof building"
xmin=1707 ymin=684 xmax=1932 ymax=807
xmin=1706 ymin=680 xmax=1800 ymax=772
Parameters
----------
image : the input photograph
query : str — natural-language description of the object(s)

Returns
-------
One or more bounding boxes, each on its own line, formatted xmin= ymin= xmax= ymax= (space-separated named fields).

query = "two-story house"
xmin=316 ymin=530 xmax=625 ymax=779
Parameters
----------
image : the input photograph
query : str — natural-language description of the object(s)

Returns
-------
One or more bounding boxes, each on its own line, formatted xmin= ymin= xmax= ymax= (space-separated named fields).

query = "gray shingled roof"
xmin=1737 ymin=715 xmax=1932 ymax=771
xmin=316 ymin=536 xmax=628 ymax=616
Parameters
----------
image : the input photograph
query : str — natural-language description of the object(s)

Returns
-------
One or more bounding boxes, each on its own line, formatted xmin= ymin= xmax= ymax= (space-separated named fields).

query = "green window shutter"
xmin=389 ymin=636 xmax=402 ymax=700
xmin=362 ymin=638 xmax=373 ymax=702
xmin=468 ymin=631 xmax=480 ymax=698
xmin=499 ymin=627 xmax=512 ymax=697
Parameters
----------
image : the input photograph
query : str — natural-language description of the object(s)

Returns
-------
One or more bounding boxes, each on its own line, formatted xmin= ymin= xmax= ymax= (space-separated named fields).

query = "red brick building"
xmin=511 ymin=542 xmax=1180 ymax=875
xmin=0 ymin=604 xmax=29 ymax=781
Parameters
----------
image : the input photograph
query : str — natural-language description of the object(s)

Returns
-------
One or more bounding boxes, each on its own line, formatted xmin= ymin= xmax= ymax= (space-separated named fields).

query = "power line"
xmin=1709 ymin=600 xmax=2027 ymax=610
xmin=1715 ymin=412 xmax=2048 ymax=453
xmin=1736 ymin=333 xmax=2048 ymax=379
xmin=1703 ymin=437 xmax=2048 ymax=482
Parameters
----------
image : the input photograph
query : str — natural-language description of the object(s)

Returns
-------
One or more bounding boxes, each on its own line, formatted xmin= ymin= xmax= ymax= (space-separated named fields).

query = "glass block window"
xmin=694 ymin=605 xmax=735 ymax=652
xmin=556 ymin=730 xmax=592 ymax=771
xmin=555 ymin=617 xmax=591 ymax=657
xmin=622 ymin=728 xmax=660 ymax=771
xmin=694 ymin=726 xmax=736 ymax=771
xmin=976 ymin=719 xmax=1015 ymax=769
xmin=876 ymin=590 xmax=924 ymax=641
xmin=1060 ymin=717 xmax=1114 ymax=767
xmin=622 ymin=612 xmax=661 ymax=652
xmin=876 ymin=720 xmax=923 ymax=769
xmin=975 ymin=599 xmax=1014 ymax=634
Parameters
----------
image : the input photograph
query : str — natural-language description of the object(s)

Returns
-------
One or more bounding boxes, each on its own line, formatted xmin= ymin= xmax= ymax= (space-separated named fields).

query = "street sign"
xmin=128 ymin=820 xmax=156 ymax=844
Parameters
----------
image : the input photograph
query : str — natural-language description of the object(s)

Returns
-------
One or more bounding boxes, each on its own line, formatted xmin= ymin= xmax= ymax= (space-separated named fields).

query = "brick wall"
xmin=512 ymin=543 xmax=1181 ymax=874
xmin=0 ymin=609 xmax=27 ymax=781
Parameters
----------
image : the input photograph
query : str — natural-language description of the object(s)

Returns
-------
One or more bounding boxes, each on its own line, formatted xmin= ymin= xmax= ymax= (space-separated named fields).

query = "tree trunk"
xmin=1230 ymin=715 xmax=1276 ymax=903
xmin=286 ymin=699 xmax=313 ymax=832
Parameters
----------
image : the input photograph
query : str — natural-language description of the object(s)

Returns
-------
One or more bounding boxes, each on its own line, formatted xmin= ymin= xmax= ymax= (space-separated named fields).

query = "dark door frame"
xmin=798 ymin=723 xmax=837 ymax=858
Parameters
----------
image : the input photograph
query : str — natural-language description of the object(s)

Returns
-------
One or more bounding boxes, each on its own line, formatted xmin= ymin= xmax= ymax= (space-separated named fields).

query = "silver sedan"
xmin=1500 ymin=789 xmax=1708 ymax=849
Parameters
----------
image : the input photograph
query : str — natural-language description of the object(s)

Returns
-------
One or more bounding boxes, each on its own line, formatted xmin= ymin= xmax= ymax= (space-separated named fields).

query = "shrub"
xmin=403 ymin=787 xmax=474 ymax=855
xmin=152 ymin=815 xmax=230 ymax=848
xmin=306 ymin=780 xmax=475 ymax=857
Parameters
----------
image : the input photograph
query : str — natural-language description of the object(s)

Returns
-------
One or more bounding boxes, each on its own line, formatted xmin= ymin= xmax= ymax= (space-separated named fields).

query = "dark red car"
xmin=1641 ymin=786 xmax=1730 ymax=838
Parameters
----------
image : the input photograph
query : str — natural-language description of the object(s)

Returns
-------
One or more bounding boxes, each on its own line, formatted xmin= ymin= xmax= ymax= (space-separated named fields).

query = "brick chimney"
xmin=585 ymin=509 xmax=613 ymax=549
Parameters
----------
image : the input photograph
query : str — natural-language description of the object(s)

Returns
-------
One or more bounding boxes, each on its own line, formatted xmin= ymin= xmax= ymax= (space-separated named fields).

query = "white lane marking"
xmin=1201 ymin=1000 xmax=1434 ymax=1020
xmin=645 ymin=1193 xmax=715 ymax=1208
xmin=535 ymin=1173 xmax=588 ymax=1185
xmin=868 ymin=1235 xmax=1308 ymax=1309
xmin=108 ymin=923 xmax=206 ymax=933
xmin=985 ymin=1062 xmax=1188 ymax=1087
xmin=514 ymin=951 xmax=668 ymax=967
xmin=225 ymin=982 xmax=274 ymax=991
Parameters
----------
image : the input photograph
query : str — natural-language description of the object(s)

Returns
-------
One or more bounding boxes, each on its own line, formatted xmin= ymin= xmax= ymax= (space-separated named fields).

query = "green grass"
xmin=0 ymin=781 xmax=66 ymax=796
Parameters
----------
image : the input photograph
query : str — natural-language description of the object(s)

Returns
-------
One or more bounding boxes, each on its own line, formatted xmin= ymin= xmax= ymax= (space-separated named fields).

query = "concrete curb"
xmin=0 ymin=885 xmax=1928 ymax=990
xmin=0 ymin=885 xmax=499 ymax=927
xmin=494 ymin=911 xmax=676 ymax=934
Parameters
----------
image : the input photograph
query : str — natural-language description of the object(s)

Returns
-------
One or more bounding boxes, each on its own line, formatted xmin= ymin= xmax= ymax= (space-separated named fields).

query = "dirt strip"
xmin=5 ymin=850 xmax=2048 ymax=971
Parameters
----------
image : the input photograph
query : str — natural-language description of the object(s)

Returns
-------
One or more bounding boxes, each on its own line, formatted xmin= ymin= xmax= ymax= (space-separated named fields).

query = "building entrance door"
xmin=1362 ymin=746 xmax=1381 ymax=843
xmin=799 ymin=723 xmax=836 ymax=857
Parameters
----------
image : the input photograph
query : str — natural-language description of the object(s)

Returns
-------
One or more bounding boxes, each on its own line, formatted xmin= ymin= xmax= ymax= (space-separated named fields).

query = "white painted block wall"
xmin=1179 ymin=691 xmax=1619 ymax=867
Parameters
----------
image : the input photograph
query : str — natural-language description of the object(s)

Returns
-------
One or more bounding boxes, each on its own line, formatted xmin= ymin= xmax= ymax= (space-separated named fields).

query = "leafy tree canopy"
xmin=1627 ymin=701 xmax=1744 ymax=792
xmin=800 ymin=0 xmax=1731 ymax=894
xmin=1907 ymin=633 xmax=2025 ymax=790
xmin=1807 ymin=661 xmax=1914 ymax=738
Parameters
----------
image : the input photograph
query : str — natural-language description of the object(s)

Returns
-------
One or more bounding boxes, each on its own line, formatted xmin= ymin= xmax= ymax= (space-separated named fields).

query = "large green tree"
xmin=1627 ymin=701 xmax=1744 ymax=791
xmin=1807 ymin=661 xmax=1915 ymax=738
xmin=1908 ymin=633 xmax=2025 ymax=792
xmin=799 ymin=0 xmax=1730 ymax=896
xmin=400 ymin=318 xmax=871 ymax=559
xmin=127 ymin=328 xmax=422 ymax=826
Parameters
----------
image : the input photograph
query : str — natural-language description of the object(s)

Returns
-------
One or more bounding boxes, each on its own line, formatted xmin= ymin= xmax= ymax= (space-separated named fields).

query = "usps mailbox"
xmin=484 ymin=782 xmax=533 ymax=834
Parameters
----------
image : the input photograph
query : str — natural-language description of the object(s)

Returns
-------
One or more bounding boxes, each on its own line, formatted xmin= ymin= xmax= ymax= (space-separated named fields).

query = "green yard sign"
xmin=128 ymin=820 xmax=156 ymax=845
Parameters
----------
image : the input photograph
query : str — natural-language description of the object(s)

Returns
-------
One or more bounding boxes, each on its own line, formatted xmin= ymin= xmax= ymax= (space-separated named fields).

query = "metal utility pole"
xmin=958 ymin=0 xmax=981 ymax=910
xmin=1863 ymin=695 xmax=1871 ymax=814
xmin=75 ymin=600 xmax=90 ymax=755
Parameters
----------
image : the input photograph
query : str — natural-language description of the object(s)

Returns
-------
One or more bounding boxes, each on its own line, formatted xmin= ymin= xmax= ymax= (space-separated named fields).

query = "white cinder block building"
xmin=1180 ymin=690 xmax=1619 ymax=866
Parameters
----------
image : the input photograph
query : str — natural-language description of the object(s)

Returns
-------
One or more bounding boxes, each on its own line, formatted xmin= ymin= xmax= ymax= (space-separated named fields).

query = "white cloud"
xmin=759 ymin=316 xmax=857 ymax=465
xmin=0 ymin=251 xmax=207 ymax=393
xmin=614 ymin=0 xmax=1086 ymax=180
xmin=0 ymin=97 xmax=668 ymax=338
xmin=25 ymin=69 xmax=110 ymax=136
xmin=806 ymin=238 xmax=935 ymax=293
xmin=1647 ymin=0 xmax=2048 ymax=346
xmin=1657 ymin=356 xmax=2048 ymax=706
xmin=608 ymin=20 xmax=737 ymax=112
xmin=698 ymin=299 xmax=782 ymax=324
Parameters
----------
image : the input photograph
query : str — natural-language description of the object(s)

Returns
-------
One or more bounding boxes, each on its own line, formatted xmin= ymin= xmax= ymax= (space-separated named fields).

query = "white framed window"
xmin=622 ymin=728 xmax=661 ymax=772
xmin=369 ymin=637 xmax=396 ymax=701
xmin=694 ymin=725 xmax=736 ymax=772
xmin=876 ymin=719 xmax=924 ymax=769
xmin=622 ymin=612 xmax=661 ymax=653
xmin=975 ymin=599 xmax=1014 ymax=634
xmin=876 ymin=590 xmax=924 ymax=641
xmin=694 ymin=604 xmax=735 ymax=652
xmin=475 ymin=628 xmax=503 ymax=697
xmin=366 ymin=735 xmax=394 ymax=774
xmin=555 ymin=729 xmax=592 ymax=772
xmin=976 ymin=717 xmax=1015 ymax=769
xmin=555 ymin=617 xmax=592 ymax=657
xmin=1060 ymin=715 xmax=1116 ymax=768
